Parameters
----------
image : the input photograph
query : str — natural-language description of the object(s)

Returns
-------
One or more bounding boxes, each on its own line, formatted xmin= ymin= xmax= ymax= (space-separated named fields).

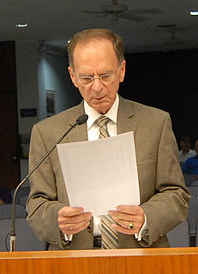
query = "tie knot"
xmin=96 ymin=116 xmax=109 ymax=128
xmin=96 ymin=116 xmax=110 ymax=138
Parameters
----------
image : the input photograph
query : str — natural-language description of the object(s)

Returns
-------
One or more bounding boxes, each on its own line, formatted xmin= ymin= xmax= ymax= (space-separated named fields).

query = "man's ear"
xmin=68 ymin=66 xmax=79 ymax=88
xmin=120 ymin=60 xmax=126 ymax=83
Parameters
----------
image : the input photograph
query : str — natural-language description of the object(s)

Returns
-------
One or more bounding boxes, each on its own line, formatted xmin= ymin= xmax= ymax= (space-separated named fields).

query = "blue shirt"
xmin=182 ymin=155 xmax=198 ymax=175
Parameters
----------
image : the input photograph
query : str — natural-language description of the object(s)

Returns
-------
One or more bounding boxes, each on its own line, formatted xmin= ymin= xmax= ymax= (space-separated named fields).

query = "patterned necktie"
xmin=96 ymin=115 xmax=110 ymax=139
xmin=96 ymin=116 xmax=119 ymax=249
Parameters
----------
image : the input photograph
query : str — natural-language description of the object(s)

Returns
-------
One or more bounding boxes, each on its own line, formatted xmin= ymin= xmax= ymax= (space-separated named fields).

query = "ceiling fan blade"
xmin=123 ymin=8 xmax=162 ymax=15
xmin=119 ymin=13 xmax=149 ymax=22
xmin=80 ymin=10 xmax=106 ymax=15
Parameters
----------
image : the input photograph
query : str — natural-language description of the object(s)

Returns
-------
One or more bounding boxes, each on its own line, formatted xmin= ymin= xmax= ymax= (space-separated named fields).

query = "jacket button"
xmin=87 ymin=225 xmax=93 ymax=233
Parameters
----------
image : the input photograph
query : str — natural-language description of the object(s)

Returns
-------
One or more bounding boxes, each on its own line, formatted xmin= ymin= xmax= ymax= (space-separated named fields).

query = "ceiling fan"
xmin=163 ymin=27 xmax=184 ymax=51
xmin=80 ymin=0 xmax=162 ymax=22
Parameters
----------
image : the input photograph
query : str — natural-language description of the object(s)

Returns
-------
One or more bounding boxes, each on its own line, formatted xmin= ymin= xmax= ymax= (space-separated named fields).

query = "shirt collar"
xmin=84 ymin=94 xmax=119 ymax=130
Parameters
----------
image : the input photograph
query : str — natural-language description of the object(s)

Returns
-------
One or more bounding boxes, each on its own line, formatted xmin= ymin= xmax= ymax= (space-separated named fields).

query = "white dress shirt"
xmin=84 ymin=94 xmax=147 ymax=241
xmin=65 ymin=95 xmax=147 ymax=242
xmin=179 ymin=149 xmax=196 ymax=163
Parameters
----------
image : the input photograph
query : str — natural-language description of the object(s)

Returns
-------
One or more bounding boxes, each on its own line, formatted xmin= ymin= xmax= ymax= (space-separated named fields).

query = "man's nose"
xmin=92 ymin=77 xmax=103 ymax=91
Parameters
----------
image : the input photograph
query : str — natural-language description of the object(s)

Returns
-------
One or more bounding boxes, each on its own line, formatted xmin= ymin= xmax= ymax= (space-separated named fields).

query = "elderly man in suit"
xmin=26 ymin=28 xmax=190 ymax=250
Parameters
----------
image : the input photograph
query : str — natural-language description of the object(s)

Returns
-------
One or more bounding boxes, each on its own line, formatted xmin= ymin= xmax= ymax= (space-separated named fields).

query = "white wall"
xmin=15 ymin=41 xmax=40 ymax=135
xmin=15 ymin=41 xmax=81 ymax=182
xmin=41 ymin=52 xmax=82 ymax=113
xmin=15 ymin=41 xmax=40 ymax=181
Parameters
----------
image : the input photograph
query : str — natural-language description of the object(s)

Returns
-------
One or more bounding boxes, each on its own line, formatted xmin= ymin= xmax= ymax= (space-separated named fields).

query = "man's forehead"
xmin=73 ymin=38 xmax=114 ymax=55
xmin=72 ymin=39 xmax=118 ymax=70
xmin=75 ymin=37 xmax=112 ymax=47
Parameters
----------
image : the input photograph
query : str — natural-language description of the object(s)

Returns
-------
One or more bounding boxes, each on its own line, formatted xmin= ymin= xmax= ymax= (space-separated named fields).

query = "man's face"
xmin=195 ymin=141 xmax=198 ymax=154
xmin=68 ymin=39 xmax=126 ymax=114
xmin=180 ymin=141 xmax=191 ymax=153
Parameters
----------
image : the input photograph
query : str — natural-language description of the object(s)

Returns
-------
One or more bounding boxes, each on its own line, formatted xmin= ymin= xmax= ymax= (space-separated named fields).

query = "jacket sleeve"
xmin=26 ymin=124 xmax=66 ymax=249
xmin=139 ymin=113 xmax=190 ymax=247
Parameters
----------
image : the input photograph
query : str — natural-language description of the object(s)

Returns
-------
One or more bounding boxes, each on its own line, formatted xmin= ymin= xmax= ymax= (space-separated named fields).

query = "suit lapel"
xmin=66 ymin=102 xmax=88 ymax=143
xmin=67 ymin=122 xmax=88 ymax=142
xmin=65 ymin=96 xmax=137 ymax=143
xmin=117 ymin=96 xmax=137 ymax=136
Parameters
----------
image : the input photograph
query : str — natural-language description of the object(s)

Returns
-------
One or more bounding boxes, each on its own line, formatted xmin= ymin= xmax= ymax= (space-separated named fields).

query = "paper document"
xmin=57 ymin=131 xmax=140 ymax=216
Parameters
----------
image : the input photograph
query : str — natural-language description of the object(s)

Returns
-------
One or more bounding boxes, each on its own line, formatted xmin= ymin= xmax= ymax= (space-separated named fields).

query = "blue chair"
xmin=0 ymin=204 xmax=26 ymax=219
xmin=187 ymin=196 xmax=198 ymax=237
xmin=187 ymin=186 xmax=198 ymax=198
xmin=184 ymin=174 xmax=197 ymax=187
xmin=196 ymin=220 xmax=198 ymax=246
xmin=0 ymin=217 xmax=46 ymax=251
xmin=11 ymin=186 xmax=30 ymax=207
xmin=166 ymin=219 xmax=190 ymax=247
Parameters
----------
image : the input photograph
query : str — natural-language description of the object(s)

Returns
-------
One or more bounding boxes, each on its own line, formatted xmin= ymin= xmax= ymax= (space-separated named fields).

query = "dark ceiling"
xmin=0 ymin=0 xmax=198 ymax=53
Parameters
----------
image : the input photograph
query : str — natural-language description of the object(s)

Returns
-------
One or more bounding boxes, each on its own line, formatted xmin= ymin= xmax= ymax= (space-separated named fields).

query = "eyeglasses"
xmin=74 ymin=66 xmax=119 ymax=86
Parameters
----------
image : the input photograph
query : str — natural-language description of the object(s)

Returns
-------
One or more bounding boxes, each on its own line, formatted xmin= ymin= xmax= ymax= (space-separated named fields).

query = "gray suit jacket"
xmin=26 ymin=96 xmax=190 ymax=249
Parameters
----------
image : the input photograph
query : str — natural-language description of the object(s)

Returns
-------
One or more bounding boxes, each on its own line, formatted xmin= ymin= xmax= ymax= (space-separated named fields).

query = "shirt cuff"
xmin=64 ymin=234 xmax=73 ymax=242
xmin=135 ymin=214 xmax=148 ymax=241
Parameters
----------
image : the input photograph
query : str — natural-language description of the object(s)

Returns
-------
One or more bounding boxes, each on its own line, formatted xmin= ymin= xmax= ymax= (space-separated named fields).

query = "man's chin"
xmin=92 ymin=102 xmax=110 ymax=114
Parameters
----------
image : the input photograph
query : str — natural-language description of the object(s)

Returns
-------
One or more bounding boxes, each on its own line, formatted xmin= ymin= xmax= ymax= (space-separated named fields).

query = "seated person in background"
xmin=182 ymin=139 xmax=198 ymax=179
xmin=0 ymin=184 xmax=13 ymax=204
xmin=179 ymin=136 xmax=196 ymax=166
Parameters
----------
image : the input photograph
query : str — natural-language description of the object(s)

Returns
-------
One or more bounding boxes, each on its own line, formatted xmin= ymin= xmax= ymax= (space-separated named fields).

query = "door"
xmin=0 ymin=41 xmax=20 ymax=190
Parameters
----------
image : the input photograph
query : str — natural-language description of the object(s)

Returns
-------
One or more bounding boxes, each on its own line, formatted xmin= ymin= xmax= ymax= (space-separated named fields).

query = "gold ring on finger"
xmin=68 ymin=223 xmax=72 ymax=230
xmin=128 ymin=221 xmax=133 ymax=229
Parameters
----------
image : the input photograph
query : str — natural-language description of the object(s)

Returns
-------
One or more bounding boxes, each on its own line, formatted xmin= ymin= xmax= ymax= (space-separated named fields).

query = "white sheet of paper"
xmin=57 ymin=131 xmax=140 ymax=216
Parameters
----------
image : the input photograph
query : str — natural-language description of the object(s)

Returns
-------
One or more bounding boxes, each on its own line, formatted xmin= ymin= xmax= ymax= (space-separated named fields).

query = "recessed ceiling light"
xmin=189 ymin=11 xmax=198 ymax=16
xmin=15 ymin=23 xmax=28 ymax=28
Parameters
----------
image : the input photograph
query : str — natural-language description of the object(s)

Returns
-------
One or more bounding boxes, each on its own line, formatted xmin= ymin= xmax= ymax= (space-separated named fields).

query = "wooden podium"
xmin=0 ymin=247 xmax=198 ymax=274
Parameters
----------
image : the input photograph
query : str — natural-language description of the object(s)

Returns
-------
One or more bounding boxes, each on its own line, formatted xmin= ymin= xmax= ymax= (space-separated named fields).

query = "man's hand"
xmin=58 ymin=206 xmax=92 ymax=235
xmin=108 ymin=205 xmax=145 ymax=235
